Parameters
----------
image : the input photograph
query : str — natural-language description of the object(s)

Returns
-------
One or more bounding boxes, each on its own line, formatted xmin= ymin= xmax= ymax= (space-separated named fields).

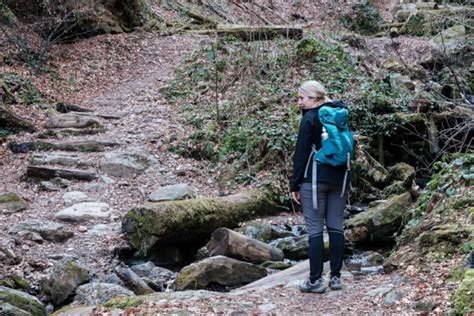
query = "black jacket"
xmin=290 ymin=100 xmax=350 ymax=192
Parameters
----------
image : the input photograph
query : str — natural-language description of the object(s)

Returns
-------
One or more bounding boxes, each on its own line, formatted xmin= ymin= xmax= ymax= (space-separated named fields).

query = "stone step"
xmin=9 ymin=140 xmax=119 ymax=154
xmin=30 ymin=152 xmax=95 ymax=167
xmin=26 ymin=165 xmax=98 ymax=181
xmin=44 ymin=114 xmax=103 ymax=129
xmin=37 ymin=128 xmax=107 ymax=139
xmin=55 ymin=103 xmax=121 ymax=120
xmin=74 ymin=112 xmax=122 ymax=120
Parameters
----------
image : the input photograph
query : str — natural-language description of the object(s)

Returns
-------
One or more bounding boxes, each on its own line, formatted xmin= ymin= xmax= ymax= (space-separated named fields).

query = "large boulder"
xmin=345 ymin=192 xmax=412 ymax=245
xmin=122 ymin=190 xmax=281 ymax=255
xmin=101 ymin=150 xmax=158 ymax=177
xmin=0 ymin=192 xmax=28 ymax=213
xmin=41 ymin=258 xmax=89 ymax=305
xmin=171 ymin=256 xmax=267 ymax=291
xmin=74 ymin=283 xmax=135 ymax=305
xmin=0 ymin=286 xmax=46 ymax=316
xmin=9 ymin=219 xmax=74 ymax=242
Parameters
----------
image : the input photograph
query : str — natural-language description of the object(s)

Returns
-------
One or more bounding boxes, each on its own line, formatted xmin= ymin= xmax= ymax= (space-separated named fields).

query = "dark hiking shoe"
xmin=299 ymin=278 xmax=326 ymax=293
xmin=329 ymin=276 xmax=342 ymax=290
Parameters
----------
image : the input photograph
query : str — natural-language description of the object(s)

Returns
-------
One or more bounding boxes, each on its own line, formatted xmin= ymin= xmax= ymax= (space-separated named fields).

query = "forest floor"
xmin=0 ymin=29 xmax=464 ymax=313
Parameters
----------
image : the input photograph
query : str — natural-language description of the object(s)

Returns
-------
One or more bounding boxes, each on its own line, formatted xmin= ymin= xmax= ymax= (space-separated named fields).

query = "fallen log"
xmin=190 ymin=24 xmax=304 ymax=41
xmin=207 ymin=228 xmax=284 ymax=264
xmin=0 ymin=105 xmax=37 ymax=132
xmin=26 ymin=165 xmax=97 ymax=181
xmin=122 ymin=190 xmax=283 ymax=255
xmin=216 ymin=24 xmax=303 ymax=41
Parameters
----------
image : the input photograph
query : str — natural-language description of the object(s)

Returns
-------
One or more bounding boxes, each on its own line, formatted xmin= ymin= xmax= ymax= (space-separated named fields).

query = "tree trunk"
xmin=192 ymin=25 xmax=303 ymax=41
xmin=0 ymin=104 xmax=36 ymax=132
xmin=207 ymin=228 xmax=284 ymax=264
xmin=26 ymin=165 xmax=98 ymax=181
xmin=122 ymin=190 xmax=282 ymax=255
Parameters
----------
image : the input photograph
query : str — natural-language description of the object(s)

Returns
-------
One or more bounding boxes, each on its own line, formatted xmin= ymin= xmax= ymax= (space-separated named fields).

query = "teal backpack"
xmin=304 ymin=103 xmax=354 ymax=210
xmin=316 ymin=105 xmax=354 ymax=167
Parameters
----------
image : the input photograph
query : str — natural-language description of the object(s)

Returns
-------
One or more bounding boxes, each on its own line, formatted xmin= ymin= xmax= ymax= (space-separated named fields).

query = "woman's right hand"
xmin=291 ymin=191 xmax=301 ymax=205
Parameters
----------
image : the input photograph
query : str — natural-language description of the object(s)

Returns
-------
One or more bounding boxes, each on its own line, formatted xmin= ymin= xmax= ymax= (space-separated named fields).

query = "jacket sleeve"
xmin=290 ymin=115 xmax=315 ymax=192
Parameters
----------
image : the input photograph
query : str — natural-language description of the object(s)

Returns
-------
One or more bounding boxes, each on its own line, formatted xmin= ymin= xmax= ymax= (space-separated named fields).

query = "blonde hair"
xmin=298 ymin=80 xmax=332 ymax=103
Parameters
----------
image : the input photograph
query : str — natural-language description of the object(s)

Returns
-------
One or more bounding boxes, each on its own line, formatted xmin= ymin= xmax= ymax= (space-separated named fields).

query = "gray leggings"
xmin=300 ymin=182 xmax=347 ymax=237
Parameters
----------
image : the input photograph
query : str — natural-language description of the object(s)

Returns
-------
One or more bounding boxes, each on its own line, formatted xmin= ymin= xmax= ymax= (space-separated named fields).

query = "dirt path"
xmin=0 ymin=32 xmax=458 ymax=314
xmin=0 ymin=34 xmax=219 ymax=279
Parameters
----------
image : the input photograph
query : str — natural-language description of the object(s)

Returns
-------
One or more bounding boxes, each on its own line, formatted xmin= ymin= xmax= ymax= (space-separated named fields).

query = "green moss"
xmin=447 ymin=266 xmax=465 ymax=282
xmin=0 ymin=73 xmax=42 ymax=105
xmin=46 ymin=260 xmax=89 ymax=305
xmin=0 ymin=286 xmax=46 ymax=316
xmin=103 ymin=297 xmax=144 ymax=309
xmin=339 ymin=2 xmax=382 ymax=35
xmin=261 ymin=261 xmax=292 ymax=270
xmin=123 ymin=190 xmax=279 ymax=255
xmin=452 ymin=269 xmax=474 ymax=314
xmin=404 ymin=12 xmax=426 ymax=36
xmin=0 ymin=192 xmax=27 ymax=212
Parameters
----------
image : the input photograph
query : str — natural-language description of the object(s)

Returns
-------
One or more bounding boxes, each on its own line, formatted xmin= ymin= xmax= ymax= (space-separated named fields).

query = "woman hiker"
xmin=290 ymin=80 xmax=351 ymax=293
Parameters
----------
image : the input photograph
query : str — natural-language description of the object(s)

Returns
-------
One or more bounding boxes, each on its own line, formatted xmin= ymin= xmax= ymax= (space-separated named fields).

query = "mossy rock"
xmin=0 ymin=274 xmax=31 ymax=292
xmin=417 ymin=224 xmax=474 ymax=254
xmin=452 ymin=268 xmax=474 ymax=314
xmin=0 ymin=192 xmax=28 ymax=213
xmin=0 ymin=286 xmax=46 ymax=316
xmin=122 ymin=190 xmax=282 ymax=255
xmin=236 ymin=222 xmax=292 ymax=243
xmin=345 ymin=192 xmax=412 ymax=245
xmin=171 ymin=256 xmax=267 ymax=291
xmin=41 ymin=258 xmax=89 ymax=305
xmin=381 ymin=181 xmax=407 ymax=198
xmin=103 ymin=296 xmax=143 ymax=309
xmin=383 ymin=59 xmax=404 ymax=72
